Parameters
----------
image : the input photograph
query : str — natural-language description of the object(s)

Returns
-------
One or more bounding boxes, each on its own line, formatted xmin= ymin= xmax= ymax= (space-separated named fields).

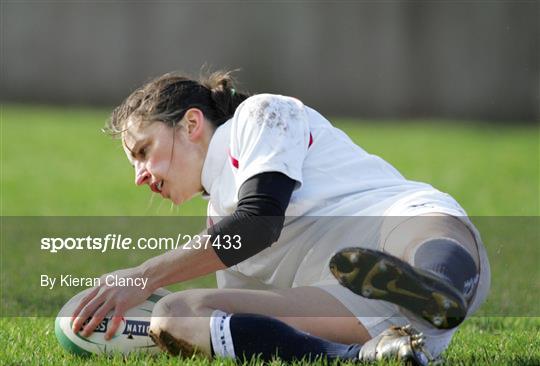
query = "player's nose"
xmin=135 ymin=164 xmax=151 ymax=186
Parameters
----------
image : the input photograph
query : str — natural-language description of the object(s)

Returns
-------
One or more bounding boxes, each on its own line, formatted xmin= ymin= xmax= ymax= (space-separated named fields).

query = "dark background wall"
xmin=2 ymin=1 xmax=538 ymax=121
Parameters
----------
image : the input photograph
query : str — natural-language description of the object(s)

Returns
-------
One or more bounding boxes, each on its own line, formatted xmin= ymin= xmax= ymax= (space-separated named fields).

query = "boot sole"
xmin=329 ymin=247 xmax=466 ymax=329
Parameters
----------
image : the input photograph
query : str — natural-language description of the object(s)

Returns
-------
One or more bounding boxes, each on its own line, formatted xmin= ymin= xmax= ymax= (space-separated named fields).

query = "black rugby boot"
xmin=329 ymin=247 xmax=467 ymax=329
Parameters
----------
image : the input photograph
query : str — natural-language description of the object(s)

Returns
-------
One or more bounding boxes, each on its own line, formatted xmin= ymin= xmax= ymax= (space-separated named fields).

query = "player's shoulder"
xmin=229 ymin=93 xmax=310 ymax=146
xmin=235 ymin=93 xmax=305 ymax=118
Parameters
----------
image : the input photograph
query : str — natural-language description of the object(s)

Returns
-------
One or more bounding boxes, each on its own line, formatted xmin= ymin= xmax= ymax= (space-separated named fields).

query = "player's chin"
xmin=170 ymin=189 xmax=200 ymax=206
xmin=170 ymin=192 xmax=185 ymax=206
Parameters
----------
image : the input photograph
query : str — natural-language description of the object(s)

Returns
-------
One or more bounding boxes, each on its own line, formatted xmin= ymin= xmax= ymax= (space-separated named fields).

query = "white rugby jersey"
xmin=200 ymin=94 xmax=436 ymax=289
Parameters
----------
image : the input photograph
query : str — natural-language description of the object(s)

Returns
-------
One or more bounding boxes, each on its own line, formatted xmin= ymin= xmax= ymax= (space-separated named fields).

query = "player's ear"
xmin=183 ymin=108 xmax=205 ymax=141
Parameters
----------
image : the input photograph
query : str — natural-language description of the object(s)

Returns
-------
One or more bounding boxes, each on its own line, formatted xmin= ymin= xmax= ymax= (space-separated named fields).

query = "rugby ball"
xmin=55 ymin=287 xmax=171 ymax=356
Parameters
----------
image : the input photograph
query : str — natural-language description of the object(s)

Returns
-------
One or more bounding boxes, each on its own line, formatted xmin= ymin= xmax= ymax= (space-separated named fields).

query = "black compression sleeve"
xmin=208 ymin=172 xmax=296 ymax=267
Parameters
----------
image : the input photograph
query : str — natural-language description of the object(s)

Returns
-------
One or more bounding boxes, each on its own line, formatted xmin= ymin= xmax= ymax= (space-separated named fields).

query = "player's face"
xmin=122 ymin=117 xmax=206 ymax=205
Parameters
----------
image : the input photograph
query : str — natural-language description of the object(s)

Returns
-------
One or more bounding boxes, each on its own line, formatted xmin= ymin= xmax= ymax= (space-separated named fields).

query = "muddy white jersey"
xmin=201 ymin=94 xmax=436 ymax=288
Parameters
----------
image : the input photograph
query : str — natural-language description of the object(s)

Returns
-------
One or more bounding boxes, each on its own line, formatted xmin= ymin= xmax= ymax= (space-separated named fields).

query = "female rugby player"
xmin=71 ymin=71 xmax=490 ymax=365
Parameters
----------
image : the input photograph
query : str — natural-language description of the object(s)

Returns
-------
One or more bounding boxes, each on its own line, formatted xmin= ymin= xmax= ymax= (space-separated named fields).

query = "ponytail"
xmin=201 ymin=70 xmax=250 ymax=126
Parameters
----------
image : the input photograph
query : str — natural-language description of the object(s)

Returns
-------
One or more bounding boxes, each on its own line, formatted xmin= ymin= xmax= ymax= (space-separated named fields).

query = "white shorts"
xmin=315 ymin=190 xmax=491 ymax=357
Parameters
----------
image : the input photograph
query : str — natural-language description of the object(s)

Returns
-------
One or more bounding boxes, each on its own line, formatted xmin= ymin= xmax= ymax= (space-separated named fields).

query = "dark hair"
xmin=105 ymin=70 xmax=249 ymax=135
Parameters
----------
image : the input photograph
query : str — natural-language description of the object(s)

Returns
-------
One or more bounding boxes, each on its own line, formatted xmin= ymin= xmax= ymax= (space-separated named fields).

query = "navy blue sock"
xmin=211 ymin=312 xmax=361 ymax=362
xmin=413 ymin=238 xmax=479 ymax=300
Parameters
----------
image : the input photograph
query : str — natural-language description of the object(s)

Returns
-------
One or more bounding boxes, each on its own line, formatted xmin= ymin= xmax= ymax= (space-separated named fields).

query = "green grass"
xmin=2 ymin=317 xmax=539 ymax=365
xmin=1 ymin=104 xmax=539 ymax=365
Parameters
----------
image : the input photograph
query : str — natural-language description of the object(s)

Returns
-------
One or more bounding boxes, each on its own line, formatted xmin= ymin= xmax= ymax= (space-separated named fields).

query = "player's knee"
xmin=149 ymin=292 xmax=201 ymax=342
xmin=150 ymin=292 xmax=212 ymax=356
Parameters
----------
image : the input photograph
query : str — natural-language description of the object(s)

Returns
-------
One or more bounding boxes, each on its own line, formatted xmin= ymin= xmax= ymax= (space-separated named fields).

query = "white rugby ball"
xmin=55 ymin=287 xmax=171 ymax=356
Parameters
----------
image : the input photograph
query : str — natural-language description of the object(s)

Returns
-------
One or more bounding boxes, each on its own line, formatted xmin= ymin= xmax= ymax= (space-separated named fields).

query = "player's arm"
xmin=208 ymin=171 xmax=296 ymax=266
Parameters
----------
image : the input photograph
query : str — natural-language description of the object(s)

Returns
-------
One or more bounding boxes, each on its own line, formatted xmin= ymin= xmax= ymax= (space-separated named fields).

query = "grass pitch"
xmin=1 ymin=104 xmax=539 ymax=365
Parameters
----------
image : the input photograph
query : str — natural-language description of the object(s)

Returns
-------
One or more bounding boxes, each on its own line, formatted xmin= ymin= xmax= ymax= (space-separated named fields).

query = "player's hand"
xmin=71 ymin=267 xmax=152 ymax=340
